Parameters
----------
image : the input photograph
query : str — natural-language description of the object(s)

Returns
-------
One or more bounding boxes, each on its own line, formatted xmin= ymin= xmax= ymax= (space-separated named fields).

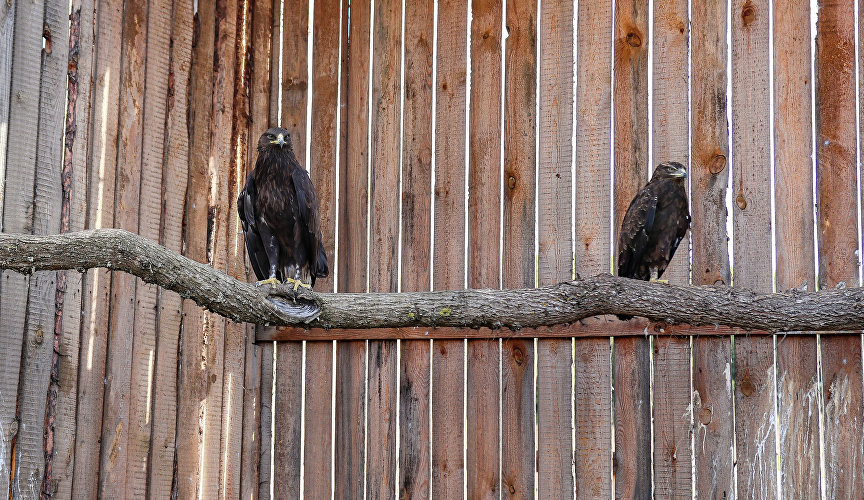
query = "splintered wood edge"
xmin=258 ymin=317 xmax=859 ymax=342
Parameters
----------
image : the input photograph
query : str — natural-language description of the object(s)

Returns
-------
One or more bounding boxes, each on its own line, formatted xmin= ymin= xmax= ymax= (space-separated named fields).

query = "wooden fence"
xmin=0 ymin=0 xmax=862 ymax=498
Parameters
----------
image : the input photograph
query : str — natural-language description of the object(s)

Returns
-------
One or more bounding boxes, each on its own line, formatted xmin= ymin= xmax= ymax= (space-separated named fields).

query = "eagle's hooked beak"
xmin=672 ymin=165 xmax=687 ymax=179
xmin=276 ymin=133 xmax=285 ymax=148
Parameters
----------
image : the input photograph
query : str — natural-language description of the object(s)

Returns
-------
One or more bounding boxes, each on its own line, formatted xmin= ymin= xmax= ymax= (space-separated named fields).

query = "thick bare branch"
xmin=0 ymin=229 xmax=862 ymax=332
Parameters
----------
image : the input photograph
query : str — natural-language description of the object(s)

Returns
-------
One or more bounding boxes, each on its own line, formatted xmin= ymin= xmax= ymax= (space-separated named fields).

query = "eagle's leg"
xmin=255 ymin=225 xmax=282 ymax=287
xmin=284 ymin=268 xmax=312 ymax=292
xmin=649 ymin=267 xmax=668 ymax=284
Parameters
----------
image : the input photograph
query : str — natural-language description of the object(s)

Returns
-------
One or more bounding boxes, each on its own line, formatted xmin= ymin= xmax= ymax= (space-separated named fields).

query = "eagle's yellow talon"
xmin=256 ymin=277 xmax=281 ymax=287
xmin=283 ymin=277 xmax=312 ymax=291
xmin=650 ymin=278 xmax=669 ymax=284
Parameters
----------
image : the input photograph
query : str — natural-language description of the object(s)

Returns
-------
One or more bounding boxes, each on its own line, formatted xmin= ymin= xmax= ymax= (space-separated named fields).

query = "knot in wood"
xmin=741 ymin=2 xmax=756 ymax=25
xmin=626 ymin=31 xmax=642 ymax=47
xmin=512 ymin=346 xmax=525 ymax=366
xmin=739 ymin=376 xmax=755 ymax=397
xmin=508 ymin=175 xmax=517 ymax=190
xmin=708 ymin=151 xmax=727 ymax=174
xmin=698 ymin=407 xmax=712 ymax=425
xmin=735 ymin=194 xmax=747 ymax=210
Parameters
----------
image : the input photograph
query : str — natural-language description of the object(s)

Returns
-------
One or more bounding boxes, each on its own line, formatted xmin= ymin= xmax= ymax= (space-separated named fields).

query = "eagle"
xmin=616 ymin=161 xmax=690 ymax=319
xmin=238 ymin=127 xmax=329 ymax=291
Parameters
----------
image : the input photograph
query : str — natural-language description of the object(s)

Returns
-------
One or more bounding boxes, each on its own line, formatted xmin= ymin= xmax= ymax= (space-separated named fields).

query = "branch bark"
xmin=1 ymin=229 xmax=862 ymax=332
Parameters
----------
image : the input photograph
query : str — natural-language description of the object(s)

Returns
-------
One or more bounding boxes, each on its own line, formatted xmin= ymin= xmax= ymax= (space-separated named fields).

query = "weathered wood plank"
xmin=652 ymin=0 xmax=689 ymax=285
xmin=258 ymin=340 xmax=274 ymax=500
xmin=280 ymin=0 xmax=309 ymax=161
xmin=146 ymin=0 xmax=193 ymax=496
xmin=730 ymin=0 xmax=776 ymax=497
xmin=501 ymin=0 xmax=536 ymax=495
xmin=611 ymin=0 xmax=650 ymax=495
xmin=98 ymin=0 xmax=147 ymax=494
xmin=124 ymin=0 xmax=172 ymax=494
xmin=653 ymin=336 xmax=692 ymax=499
xmin=773 ymin=3 xmax=818 ymax=494
xmin=690 ymin=0 xmax=733 ymax=497
xmin=536 ymin=0 xmax=574 ymax=495
xmin=303 ymin=341 xmax=333 ymax=499
xmin=274 ymin=342 xmax=302 ymax=498
xmin=0 ymin=0 xmax=45 ymax=492
xmin=0 ymin=0 xmax=14 ymax=219
xmin=366 ymin=0 xmax=402 ymax=493
xmin=431 ymin=0 xmax=468 ymax=496
xmin=399 ymin=0 xmax=434 ymax=495
xmin=467 ymin=0 xmax=502 ymax=497
xmin=816 ymin=0 xmax=863 ymax=497
xmin=574 ymin=0 xmax=613 ymax=496
xmin=52 ymin=2 xmax=95 ymax=496
xmin=71 ymin=1 xmax=123 ymax=497
xmin=175 ymin=0 xmax=216 ymax=496
xmin=12 ymin=1 xmax=67 ymax=497
xmin=335 ymin=0 xmax=370 ymax=494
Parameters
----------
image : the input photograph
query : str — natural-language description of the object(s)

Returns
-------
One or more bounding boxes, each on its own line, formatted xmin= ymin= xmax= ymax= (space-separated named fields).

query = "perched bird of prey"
xmin=616 ymin=161 xmax=690 ymax=319
xmin=238 ymin=127 xmax=329 ymax=291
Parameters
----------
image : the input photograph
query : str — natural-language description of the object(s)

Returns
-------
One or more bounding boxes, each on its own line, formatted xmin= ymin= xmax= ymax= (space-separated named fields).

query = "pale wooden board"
xmin=0 ymin=0 xmax=14 ymax=218
xmin=0 ymin=0 xmax=45 ymax=491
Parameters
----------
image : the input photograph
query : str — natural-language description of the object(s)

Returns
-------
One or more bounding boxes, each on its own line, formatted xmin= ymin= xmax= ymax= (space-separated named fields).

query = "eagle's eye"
xmin=266 ymin=133 xmax=275 ymax=140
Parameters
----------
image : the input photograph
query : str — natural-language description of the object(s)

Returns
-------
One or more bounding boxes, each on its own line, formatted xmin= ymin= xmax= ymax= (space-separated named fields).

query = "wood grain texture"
xmin=431 ymin=0 xmax=468 ymax=496
xmin=690 ymin=1 xmax=734 ymax=497
xmin=366 ymin=2 xmax=402 ymax=494
xmin=338 ymin=0 xmax=369 ymax=292
xmin=652 ymin=0 xmax=689 ymax=285
xmin=146 ymin=0 xmax=192 ymax=496
xmin=690 ymin=0 xmax=730 ymax=288
xmin=731 ymin=1 xmax=776 ymax=497
xmin=98 ymin=0 xmax=147 ymax=494
xmin=274 ymin=342 xmax=302 ymax=498
xmin=0 ymin=0 xmax=13 ymax=221
xmin=399 ymin=0 xmax=434 ymax=496
xmin=0 ymin=0 xmax=46 ymax=492
xmin=258 ymin=340 xmax=275 ymax=500
xmin=304 ymin=341 xmax=334 ymax=499
xmin=536 ymin=0 xmax=574 ymax=495
xmin=467 ymin=1 xmax=502 ymax=497
xmin=71 ymin=1 xmax=123 ymax=496
xmin=124 ymin=0 xmax=172 ymax=494
xmin=611 ymin=1 xmax=651 ymax=496
xmin=52 ymin=2 xmax=95 ymax=496
xmin=335 ymin=340 xmax=366 ymax=499
xmin=12 ymin=1 xmax=67 ymax=497
xmin=501 ymin=0 xmax=536 ymax=495
xmin=175 ymin=0 xmax=215 ymax=496
xmin=574 ymin=1 xmax=613 ymax=496
xmin=734 ymin=335 xmax=777 ymax=499
xmin=280 ymin=0 xmax=309 ymax=161
xmin=692 ymin=337 xmax=734 ymax=499
xmin=653 ymin=336 xmax=692 ymax=499
xmin=816 ymin=1 xmax=863 ymax=497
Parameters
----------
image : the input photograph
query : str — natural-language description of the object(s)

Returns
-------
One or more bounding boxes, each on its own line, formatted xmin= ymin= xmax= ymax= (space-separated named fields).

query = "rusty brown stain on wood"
xmin=501 ymin=0 xmax=536 ymax=495
xmin=399 ymin=0 xmax=434 ymax=495
xmin=816 ymin=0 xmax=864 ymax=496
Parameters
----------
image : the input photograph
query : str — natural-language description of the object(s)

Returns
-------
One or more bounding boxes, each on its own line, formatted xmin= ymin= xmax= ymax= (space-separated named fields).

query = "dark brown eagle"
xmin=616 ymin=161 xmax=689 ymax=319
xmin=238 ymin=127 xmax=328 ymax=291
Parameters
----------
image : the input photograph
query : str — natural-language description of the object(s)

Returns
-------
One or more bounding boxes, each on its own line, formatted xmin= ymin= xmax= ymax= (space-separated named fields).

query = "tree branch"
xmin=1 ymin=229 xmax=862 ymax=333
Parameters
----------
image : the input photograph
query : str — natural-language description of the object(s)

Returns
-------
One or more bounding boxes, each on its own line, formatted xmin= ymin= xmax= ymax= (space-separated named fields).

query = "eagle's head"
xmin=652 ymin=161 xmax=687 ymax=181
xmin=258 ymin=127 xmax=293 ymax=153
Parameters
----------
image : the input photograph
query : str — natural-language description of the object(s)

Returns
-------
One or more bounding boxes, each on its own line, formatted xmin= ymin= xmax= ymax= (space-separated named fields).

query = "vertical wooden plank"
xmin=731 ymin=0 xmax=775 ymax=496
xmin=258 ymin=342 xmax=274 ymax=500
xmin=176 ymin=0 xmax=215 ymax=496
xmin=431 ymin=0 xmax=467 ymax=496
xmin=303 ymin=1 xmax=340 ymax=498
xmin=652 ymin=0 xmax=690 ymax=284
xmin=690 ymin=0 xmax=734 ymax=497
xmin=467 ymin=0 xmax=502 ymax=497
xmin=399 ymin=0 xmax=434 ymax=496
xmin=124 ymin=0 xmax=172 ymax=494
xmin=51 ymin=2 xmax=95 ymax=496
xmin=366 ymin=0 xmax=402 ymax=494
xmin=537 ymin=0 xmax=574 ymax=495
xmin=816 ymin=0 xmax=863 ymax=497
xmin=650 ymin=0 xmax=692 ymax=497
xmin=221 ymin=0 xmax=250 ymax=496
xmin=241 ymin=3 xmax=272 ymax=498
xmin=280 ymin=0 xmax=309 ymax=161
xmin=335 ymin=0 xmax=370 ymax=495
xmin=71 ymin=1 xmax=123 ymax=497
xmin=0 ymin=0 xmax=13 ymax=218
xmin=146 ymin=0 xmax=193 ymax=496
xmin=611 ymin=0 xmax=650 ymax=496
xmin=0 ymin=0 xmax=45 ymax=492
xmin=11 ymin=0 xmax=67 ymax=497
xmin=574 ymin=0 xmax=613 ymax=497
xmin=274 ymin=342 xmax=302 ymax=498
xmin=501 ymin=0 xmax=536 ymax=495
xmin=97 ymin=0 xmax=147 ymax=493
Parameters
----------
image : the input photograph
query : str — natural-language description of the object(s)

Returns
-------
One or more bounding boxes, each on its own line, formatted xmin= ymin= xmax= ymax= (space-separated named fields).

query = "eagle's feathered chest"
xmin=253 ymin=155 xmax=299 ymax=228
